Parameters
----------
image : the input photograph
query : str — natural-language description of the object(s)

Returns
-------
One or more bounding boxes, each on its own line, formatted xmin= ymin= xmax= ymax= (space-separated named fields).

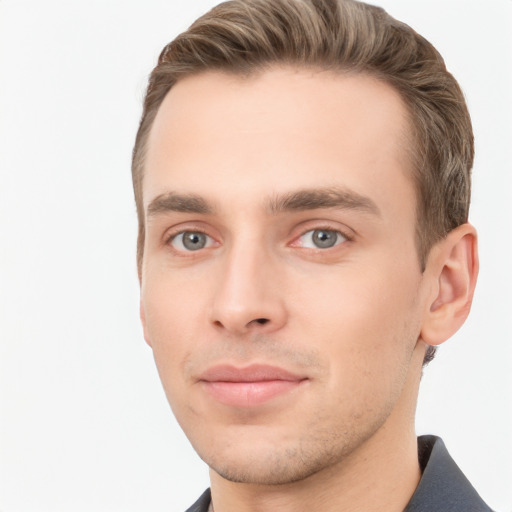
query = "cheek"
xmin=141 ymin=274 xmax=208 ymax=399
xmin=142 ymin=260 xmax=211 ymax=342
xmin=292 ymin=261 xmax=422 ymax=394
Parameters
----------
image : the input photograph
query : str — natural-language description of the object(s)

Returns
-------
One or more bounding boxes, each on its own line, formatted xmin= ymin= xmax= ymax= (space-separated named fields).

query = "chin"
xmin=195 ymin=427 xmax=364 ymax=486
xmin=206 ymin=450 xmax=328 ymax=485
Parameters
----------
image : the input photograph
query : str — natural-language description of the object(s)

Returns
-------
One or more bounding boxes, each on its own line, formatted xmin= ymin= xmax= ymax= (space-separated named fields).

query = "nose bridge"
xmin=211 ymin=232 xmax=286 ymax=333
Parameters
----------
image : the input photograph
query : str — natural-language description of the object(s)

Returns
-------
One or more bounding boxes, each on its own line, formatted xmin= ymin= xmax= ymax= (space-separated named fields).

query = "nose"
xmin=210 ymin=240 xmax=287 ymax=336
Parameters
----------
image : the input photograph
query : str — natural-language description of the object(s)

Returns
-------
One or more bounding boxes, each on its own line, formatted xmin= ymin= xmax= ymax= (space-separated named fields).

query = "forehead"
xmin=144 ymin=67 xmax=415 ymax=219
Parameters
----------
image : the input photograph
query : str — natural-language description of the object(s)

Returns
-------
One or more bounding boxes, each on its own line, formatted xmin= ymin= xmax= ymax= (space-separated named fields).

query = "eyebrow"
xmin=146 ymin=187 xmax=380 ymax=219
xmin=146 ymin=192 xmax=214 ymax=218
xmin=267 ymin=187 xmax=381 ymax=216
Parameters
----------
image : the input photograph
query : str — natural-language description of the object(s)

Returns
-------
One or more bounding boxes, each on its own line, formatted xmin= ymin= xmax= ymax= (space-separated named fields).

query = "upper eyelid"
xmin=168 ymin=230 xmax=211 ymax=242
xmin=301 ymin=227 xmax=347 ymax=237
xmin=172 ymin=230 xmax=214 ymax=247
xmin=166 ymin=230 xmax=218 ymax=255
xmin=293 ymin=228 xmax=349 ymax=246
xmin=292 ymin=223 xmax=355 ymax=242
xmin=159 ymin=219 xmax=355 ymax=245
xmin=162 ymin=223 xmax=217 ymax=244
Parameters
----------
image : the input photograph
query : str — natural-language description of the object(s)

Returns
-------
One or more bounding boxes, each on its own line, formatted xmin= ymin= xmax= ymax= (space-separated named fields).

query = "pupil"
xmin=183 ymin=232 xmax=206 ymax=250
xmin=313 ymin=230 xmax=337 ymax=248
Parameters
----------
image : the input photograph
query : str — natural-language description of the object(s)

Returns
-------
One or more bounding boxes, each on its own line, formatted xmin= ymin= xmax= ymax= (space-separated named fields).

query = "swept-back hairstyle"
xmin=132 ymin=0 xmax=474 ymax=364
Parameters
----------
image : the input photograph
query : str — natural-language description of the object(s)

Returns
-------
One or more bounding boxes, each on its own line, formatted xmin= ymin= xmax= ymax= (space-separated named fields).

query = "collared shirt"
xmin=185 ymin=436 xmax=493 ymax=512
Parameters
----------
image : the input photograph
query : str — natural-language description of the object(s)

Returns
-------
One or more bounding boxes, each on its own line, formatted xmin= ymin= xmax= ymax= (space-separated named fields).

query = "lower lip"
xmin=201 ymin=380 xmax=305 ymax=407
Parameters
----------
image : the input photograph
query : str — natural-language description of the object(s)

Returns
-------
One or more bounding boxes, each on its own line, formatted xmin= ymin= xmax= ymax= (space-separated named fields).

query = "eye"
xmin=170 ymin=231 xmax=214 ymax=252
xmin=297 ymin=229 xmax=346 ymax=249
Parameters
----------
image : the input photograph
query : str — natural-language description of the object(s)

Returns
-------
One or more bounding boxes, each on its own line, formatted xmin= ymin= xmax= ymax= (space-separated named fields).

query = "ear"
xmin=420 ymin=223 xmax=478 ymax=346
xmin=140 ymin=298 xmax=153 ymax=348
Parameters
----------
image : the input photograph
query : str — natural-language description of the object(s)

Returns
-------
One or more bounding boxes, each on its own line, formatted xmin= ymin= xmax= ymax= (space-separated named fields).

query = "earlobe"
xmin=140 ymin=299 xmax=152 ymax=348
xmin=420 ymin=223 xmax=478 ymax=346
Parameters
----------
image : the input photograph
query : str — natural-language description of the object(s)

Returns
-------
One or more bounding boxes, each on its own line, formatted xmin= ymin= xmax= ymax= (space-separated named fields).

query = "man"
xmin=132 ymin=0 xmax=490 ymax=510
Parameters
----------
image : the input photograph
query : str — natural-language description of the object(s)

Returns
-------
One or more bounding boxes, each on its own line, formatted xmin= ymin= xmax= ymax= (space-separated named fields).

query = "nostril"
xmin=255 ymin=318 xmax=269 ymax=325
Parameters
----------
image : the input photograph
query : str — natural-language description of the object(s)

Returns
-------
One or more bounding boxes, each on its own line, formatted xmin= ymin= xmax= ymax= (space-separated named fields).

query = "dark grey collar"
xmin=404 ymin=435 xmax=492 ymax=512
xmin=185 ymin=488 xmax=211 ymax=512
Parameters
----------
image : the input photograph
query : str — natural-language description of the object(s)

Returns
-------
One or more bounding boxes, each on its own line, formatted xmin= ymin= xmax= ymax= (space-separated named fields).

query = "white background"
xmin=0 ymin=1 xmax=511 ymax=511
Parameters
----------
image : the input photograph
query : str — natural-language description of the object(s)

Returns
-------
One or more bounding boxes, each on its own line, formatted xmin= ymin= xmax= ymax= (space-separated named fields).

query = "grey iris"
xmin=312 ymin=230 xmax=338 ymax=248
xmin=183 ymin=232 xmax=207 ymax=250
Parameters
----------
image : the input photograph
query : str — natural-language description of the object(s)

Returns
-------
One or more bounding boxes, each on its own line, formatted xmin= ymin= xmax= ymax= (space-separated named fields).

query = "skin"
xmin=139 ymin=68 xmax=478 ymax=512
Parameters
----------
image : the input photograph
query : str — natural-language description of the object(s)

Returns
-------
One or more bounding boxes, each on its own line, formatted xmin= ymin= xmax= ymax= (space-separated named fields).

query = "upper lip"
xmin=198 ymin=364 xmax=306 ymax=383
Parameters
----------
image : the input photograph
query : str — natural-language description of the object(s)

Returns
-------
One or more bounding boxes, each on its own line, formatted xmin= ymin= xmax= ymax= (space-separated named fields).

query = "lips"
xmin=198 ymin=364 xmax=307 ymax=407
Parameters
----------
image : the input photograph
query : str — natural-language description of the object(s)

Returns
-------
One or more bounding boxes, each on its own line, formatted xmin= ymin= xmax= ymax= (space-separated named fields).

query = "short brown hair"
xmin=132 ymin=0 xmax=474 ymax=363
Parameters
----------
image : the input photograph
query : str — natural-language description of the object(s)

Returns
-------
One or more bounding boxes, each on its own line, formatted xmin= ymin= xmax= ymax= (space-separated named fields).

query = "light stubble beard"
xmin=178 ymin=328 xmax=419 ymax=487
xmin=206 ymin=411 xmax=389 ymax=486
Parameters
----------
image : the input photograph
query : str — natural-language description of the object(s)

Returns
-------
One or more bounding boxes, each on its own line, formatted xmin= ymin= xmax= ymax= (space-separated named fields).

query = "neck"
xmin=209 ymin=344 xmax=424 ymax=512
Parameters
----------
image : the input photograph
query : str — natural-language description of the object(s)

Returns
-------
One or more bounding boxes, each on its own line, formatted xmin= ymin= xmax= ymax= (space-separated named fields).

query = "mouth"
xmin=197 ymin=364 xmax=308 ymax=407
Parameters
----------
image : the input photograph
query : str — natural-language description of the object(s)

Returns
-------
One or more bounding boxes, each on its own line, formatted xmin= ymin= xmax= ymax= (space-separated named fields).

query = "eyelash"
xmin=166 ymin=229 xmax=216 ymax=252
xmin=297 ymin=229 xmax=347 ymax=250
xmin=163 ymin=224 xmax=353 ymax=253
xmin=291 ymin=227 xmax=353 ymax=250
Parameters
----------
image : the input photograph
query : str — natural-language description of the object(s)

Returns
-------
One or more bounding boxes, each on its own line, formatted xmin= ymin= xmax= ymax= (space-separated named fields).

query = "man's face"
xmin=140 ymin=68 xmax=430 ymax=485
